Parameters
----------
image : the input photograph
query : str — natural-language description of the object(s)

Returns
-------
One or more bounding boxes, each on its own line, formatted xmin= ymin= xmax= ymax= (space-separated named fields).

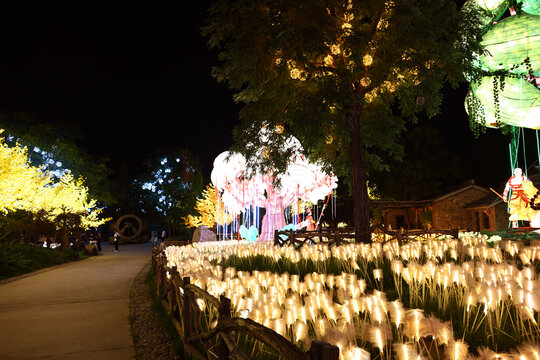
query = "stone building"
xmin=374 ymin=180 xmax=508 ymax=231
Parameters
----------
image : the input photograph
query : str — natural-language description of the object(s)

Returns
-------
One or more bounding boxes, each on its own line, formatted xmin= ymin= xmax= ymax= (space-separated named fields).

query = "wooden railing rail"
xmin=152 ymin=249 xmax=339 ymax=360
xmin=274 ymin=224 xmax=459 ymax=246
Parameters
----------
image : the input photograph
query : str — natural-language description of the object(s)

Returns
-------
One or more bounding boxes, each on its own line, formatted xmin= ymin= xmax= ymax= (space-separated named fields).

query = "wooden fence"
xmin=274 ymin=224 xmax=459 ymax=247
xmin=152 ymin=250 xmax=339 ymax=360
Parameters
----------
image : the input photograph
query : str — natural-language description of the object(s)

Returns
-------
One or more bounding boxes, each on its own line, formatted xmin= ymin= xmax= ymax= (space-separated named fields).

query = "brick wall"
xmin=432 ymin=188 xmax=490 ymax=230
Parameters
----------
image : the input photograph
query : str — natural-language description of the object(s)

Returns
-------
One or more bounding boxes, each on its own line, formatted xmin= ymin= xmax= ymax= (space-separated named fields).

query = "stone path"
xmin=0 ymin=242 xmax=153 ymax=360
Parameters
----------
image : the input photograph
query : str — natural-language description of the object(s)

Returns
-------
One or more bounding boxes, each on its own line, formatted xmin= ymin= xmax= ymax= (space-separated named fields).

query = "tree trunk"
xmin=60 ymin=229 xmax=69 ymax=252
xmin=349 ymin=112 xmax=371 ymax=243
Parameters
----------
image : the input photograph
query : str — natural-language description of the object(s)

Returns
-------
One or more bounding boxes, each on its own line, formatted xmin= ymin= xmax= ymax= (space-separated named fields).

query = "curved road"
xmin=0 ymin=242 xmax=152 ymax=360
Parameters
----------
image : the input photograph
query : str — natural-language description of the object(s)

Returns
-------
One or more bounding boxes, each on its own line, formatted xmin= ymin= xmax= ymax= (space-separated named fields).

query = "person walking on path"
xmin=160 ymin=229 xmax=166 ymax=243
xmin=150 ymin=230 xmax=158 ymax=247
xmin=114 ymin=230 xmax=120 ymax=252
xmin=88 ymin=230 xmax=95 ymax=245
xmin=96 ymin=230 xmax=103 ymax=252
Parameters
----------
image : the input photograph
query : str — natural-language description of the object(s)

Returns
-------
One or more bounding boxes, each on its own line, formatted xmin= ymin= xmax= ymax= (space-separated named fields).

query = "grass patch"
xmin=0 ymin=242 xmax=91 ymax=281
xmin=481 ymin=229 xmax=540 ymax=241
xmin=146 ymin=269 xmax=190 ymax=359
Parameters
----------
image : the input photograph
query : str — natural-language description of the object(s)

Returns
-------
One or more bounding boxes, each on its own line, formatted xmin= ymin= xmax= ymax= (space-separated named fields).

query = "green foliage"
xmin=0 ymin=242 xmax=87 ymax=280
xmin=54 ymin=210 xmax=87 ymax=252
xmin=216 ymin=254 xmax=350 ymax=280
xmin=0 ymin=209 xmax=88 ymax=256
xmin=136 ymin=147 xmax=204 ymax=229
xmin=420 ymin=209 xmax=433 ymax=227
xmin=0 ymin=210 xmax=56 ymax=244
xmin=203 ymin=0 xmax=483 ymax=171
xmin=481 ymin=229 xmax=540 ymax=241
xmin=0 ymin=112 xmax=116 ymax=206
xmin=465 ymin=89 xmax=488 ymax=138
xmin=467 ymin=56 xmax=538 ymax=130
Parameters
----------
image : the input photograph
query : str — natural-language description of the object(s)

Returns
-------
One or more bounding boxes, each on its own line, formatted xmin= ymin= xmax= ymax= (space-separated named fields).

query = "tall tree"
xmin=136 ymin=148 xmax=204 ymax=232
xmin=203 ymin=0 xmax=483 ymax=241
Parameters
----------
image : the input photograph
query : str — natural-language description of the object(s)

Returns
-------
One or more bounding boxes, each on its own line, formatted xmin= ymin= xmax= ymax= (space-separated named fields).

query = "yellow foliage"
xmin=183 ymin=183 xmax=234 ymax=228
xmin=0 ymin=131 xmax=108 ymax=228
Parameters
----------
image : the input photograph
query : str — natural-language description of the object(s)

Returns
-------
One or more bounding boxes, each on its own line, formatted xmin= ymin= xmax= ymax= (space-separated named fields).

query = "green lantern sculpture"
xmin=464 ymin=0 xmax=540 ymax=129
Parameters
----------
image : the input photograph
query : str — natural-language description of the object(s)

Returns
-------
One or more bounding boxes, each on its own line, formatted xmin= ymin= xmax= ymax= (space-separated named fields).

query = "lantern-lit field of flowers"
xmin=163 ymin=232 xmax=540 ymax=360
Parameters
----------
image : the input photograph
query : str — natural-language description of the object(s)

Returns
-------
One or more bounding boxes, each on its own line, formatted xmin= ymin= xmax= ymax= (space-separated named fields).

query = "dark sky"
xmin=0 ymin=0 xmax=240 ymax=181
xmin=0 ymin=0 xmax=527 ymax=193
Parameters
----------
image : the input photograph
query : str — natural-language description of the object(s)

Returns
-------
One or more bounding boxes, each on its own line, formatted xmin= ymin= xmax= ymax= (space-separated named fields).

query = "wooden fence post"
xmin=396 ymin=228 xmax=403 ymax=246
xmin=218 ymin=296 xmax=232 ymax=360
xmin=166 ymin=266 xmax=177 ymax=315
xmin=182 ymin=277 xmax=192 ymax=341
xmin=307 ymin=340 xmax=339 ymax=360
xmin=155 ymin=256 xmax=164 ymax=297
xmin=288 ymin=230 xmax=295 ymax=246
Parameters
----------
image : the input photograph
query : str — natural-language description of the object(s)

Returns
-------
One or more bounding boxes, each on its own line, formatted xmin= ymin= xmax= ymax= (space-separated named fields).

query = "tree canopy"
xmin=0 ymin=131 xmax=108 ymax=230
xmin=136 ymin=148 xmax=204 ymax=227
xmin=0 ymin=112 xmax=116 ymax=206
xmin=203 ymin=0 xmax=484 ymax=239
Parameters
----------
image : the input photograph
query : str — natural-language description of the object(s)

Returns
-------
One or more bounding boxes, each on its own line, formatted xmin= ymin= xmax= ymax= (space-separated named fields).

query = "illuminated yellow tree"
xmin=0 ymin=131 xmax=50 ymax=213
xmin=36 ymin=172 xmax=107 ymax=229
xmin=183 ymin=183 xmax=234 ymax=228
xmin=0 ymin=131 xmax=107 ymax=231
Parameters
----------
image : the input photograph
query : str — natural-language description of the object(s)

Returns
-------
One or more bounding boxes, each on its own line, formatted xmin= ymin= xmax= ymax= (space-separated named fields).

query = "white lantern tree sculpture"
xmin=211 ymin=134 xmax=338 ymax=242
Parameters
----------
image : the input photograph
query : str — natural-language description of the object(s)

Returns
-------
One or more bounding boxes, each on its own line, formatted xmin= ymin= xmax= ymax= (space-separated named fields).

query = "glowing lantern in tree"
xmin=211 ymin=130 xmax=337 ymax=242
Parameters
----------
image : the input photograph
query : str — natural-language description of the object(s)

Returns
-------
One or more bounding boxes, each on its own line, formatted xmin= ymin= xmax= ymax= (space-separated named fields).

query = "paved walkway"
xmin=0 ymin=242 xmax=153 ymax=360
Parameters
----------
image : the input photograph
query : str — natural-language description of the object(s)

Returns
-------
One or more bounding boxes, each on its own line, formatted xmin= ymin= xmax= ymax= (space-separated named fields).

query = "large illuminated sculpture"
xmin=463 ymin=1 xmax=540 ymax=227
xmin=464 ymin=0 xmax=539 ymax=129
xmin=211 ymin=131 xmax=337 ymax=242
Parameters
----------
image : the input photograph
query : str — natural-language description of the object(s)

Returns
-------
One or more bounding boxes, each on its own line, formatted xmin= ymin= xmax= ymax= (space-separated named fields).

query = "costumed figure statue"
xmin=305 ymin=208 xmax=316 ymax=231
xmin=503 ymin=168 xmax=538 ymax=227
xmin=293 ymin=207 xmax=317 ymax=231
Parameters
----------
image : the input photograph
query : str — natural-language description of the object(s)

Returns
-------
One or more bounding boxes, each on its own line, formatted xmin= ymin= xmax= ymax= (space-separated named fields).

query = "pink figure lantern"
xmin=211 ymin=136 xmax=337 ymax=242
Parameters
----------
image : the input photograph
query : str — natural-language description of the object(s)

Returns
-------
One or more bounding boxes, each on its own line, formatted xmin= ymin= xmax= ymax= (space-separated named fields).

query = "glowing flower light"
xmin=162 ymin=230 xmax=540 ymax=359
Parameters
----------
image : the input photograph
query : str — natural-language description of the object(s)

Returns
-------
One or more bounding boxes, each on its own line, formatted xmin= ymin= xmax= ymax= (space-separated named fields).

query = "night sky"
xmin=0 ymin=1 xmax=527 ymax=195
xmin=0 ymin=0 xmax=240 ymax=181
